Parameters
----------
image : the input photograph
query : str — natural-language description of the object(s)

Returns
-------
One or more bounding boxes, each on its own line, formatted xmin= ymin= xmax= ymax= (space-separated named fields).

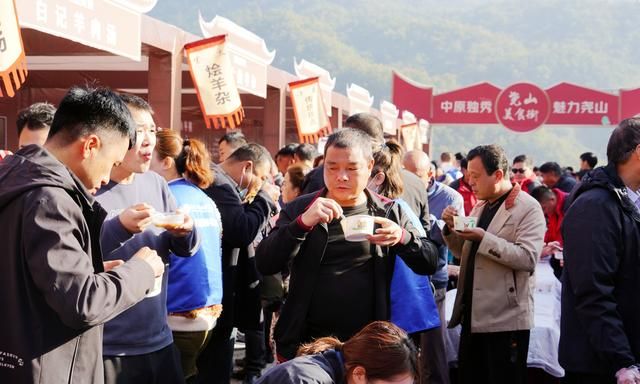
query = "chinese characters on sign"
xmin=0 ymin=0 xmax=28 ymax=98
xmin=392 ymin=76 xmax=640 ymax=132
xmin=289 ymin=77 xmax=331 ymax=144
xmin=496 ymin=83 xmax=550 ymax=133
xmin=185 ymin=35 xmax=245 ymax=130
xmin=16 ymin=0 xmax=141 ymax=61
xmin=431 ymin=83 xmax=502 ymax=125
xmin=545 ymin=83 xmax=619 ymax=125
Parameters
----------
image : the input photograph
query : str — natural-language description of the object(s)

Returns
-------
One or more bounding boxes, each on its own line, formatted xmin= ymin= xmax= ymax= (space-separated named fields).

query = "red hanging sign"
xmin=289 ymin=77 xmax=332 ymax=144
xmin=0 ymin=0 xmax=28 ymax=98
xmin=185 ymin=35 xmax=245 ymax=130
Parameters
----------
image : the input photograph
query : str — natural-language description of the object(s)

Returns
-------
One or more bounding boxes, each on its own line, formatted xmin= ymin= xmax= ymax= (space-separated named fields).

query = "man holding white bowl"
xmin=256 ymin=128 xmax=439 ymax=362
xmin=441 ymin=144 xmax=546 ymax=384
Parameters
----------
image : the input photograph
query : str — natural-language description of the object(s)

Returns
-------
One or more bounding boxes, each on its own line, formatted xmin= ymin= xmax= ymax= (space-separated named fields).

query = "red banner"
xmin=620 ymin=88 xmax=640 ymax=120
xmin=392 ymin=71 xmax=432 ymax=121
xmin=432 ymin=82 xmax=500 ymax=124
xmin=546 ymin=83 xmax=618 ymax=125
xmin=391 ymin=72 xmax=640 ymax=131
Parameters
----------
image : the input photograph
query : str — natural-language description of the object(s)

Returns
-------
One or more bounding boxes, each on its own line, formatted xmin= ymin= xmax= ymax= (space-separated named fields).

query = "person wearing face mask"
xmin=198 ymin=143 xmax=280 ymax=384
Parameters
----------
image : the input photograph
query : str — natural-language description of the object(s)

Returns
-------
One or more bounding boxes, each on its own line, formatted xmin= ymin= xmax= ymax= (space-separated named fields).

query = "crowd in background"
xmin=1 ymin=86 xmax=640 ymax=384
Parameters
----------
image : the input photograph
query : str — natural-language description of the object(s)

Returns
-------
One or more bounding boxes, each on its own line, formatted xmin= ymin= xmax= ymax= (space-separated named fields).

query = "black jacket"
xmin=202 ymin=164 xmax=277 ymax=330
xmin=0 ymin=146 xmax=153 ymax=384
xmin=255 ymin=189 xmax=438 ymax=359
xmin=554 ymin=174 xmax=578 ymax=194
xmin=559 ymin=164 xmax=640 ymax=376
xmin=301 ymin=165 xmax=431 ymax=233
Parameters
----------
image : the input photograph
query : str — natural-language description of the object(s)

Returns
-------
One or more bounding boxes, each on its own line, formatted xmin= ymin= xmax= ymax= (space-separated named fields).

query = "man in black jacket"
xmin=301 ymin=113 xmax=430 ymax=234
xmin=560 ymin=117 xmax=640 ymax=384
xmin=539 ymin=161 xmax=577 ymax=193
xmin=197 ymin=144 xmax=279 ymax=384
xmin=0 ymin=87 xmax=165 ymax=384
xmin=256 ymin=129 xmax=438 ymax=360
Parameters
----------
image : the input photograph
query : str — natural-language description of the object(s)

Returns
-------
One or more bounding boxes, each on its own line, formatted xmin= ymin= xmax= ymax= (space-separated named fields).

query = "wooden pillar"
xmin=329 ymin=107 xmax=343 ymax=130
xmin=147 ymin=44 xmax=182 ymax=131
xmin=263 ymin=86 xmax=285 ymax=154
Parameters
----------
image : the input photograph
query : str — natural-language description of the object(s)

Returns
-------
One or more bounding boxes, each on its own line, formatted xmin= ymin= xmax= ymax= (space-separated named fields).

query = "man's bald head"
xmin=403 ymin=150 xmax=432 ymax=186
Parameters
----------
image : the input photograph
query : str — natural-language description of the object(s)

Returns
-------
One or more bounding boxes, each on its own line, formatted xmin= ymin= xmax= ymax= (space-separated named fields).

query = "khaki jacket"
xmin=445 ymin=184 xmax=546 ymax=333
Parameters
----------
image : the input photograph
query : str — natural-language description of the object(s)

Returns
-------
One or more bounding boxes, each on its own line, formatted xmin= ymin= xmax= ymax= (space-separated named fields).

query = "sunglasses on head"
xmin=511 ymin=168 xmax=526 ymax=174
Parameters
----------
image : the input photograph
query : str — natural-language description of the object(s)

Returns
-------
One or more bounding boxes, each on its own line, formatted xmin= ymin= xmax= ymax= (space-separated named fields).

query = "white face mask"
xmin=238 ymin=163 xmax=253 ymax=198
xmin=367 ymin=172 xmax=382 ymax=193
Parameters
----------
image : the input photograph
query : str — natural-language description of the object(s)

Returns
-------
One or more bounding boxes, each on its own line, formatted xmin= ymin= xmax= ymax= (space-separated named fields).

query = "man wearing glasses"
xmin=511 ymin=154 xmax=541 ymax=194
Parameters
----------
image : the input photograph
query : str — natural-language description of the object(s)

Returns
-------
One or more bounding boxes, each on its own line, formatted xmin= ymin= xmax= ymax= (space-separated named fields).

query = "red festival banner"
xmin=620 ymin=88 xmax=640 ymax=120
xmin=185 ymin=35 xmax=245 ymax=129
xmin=0 ymin=0 xmax=28 ymax=98
xmin=546 ymin=83 xmax=619 ymax=125
xmin=392 ymin=72 xmax=640 ymax=132
xmin=289 ymin=77 xmax=332 ymax=144
xmin=392 ymin=71 xmax=432 ymax=121
xmin=432 ymin=82 xmax=501 ymax=124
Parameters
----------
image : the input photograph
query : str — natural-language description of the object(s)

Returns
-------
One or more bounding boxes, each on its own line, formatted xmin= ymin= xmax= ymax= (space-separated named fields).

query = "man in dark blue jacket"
xmin=560 ymin=117 xmax=640 ymax=384
xmin=198 ymin=144 xmax=279 ymax=384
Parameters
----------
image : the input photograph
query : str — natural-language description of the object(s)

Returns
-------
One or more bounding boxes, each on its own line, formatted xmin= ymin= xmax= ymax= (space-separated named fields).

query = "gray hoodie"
xmin=0 ymin=145 xmax=155 ymax=384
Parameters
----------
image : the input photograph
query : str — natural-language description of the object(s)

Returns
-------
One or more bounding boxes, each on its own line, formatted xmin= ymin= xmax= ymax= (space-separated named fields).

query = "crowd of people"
xmin=1 ymin=85 xmax=639 ymax=384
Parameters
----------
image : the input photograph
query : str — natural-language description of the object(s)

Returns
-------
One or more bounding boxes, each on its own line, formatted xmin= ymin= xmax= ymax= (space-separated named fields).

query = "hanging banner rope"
xmin=0 ymin=0 xmax=28 ymax=98
xmin=185 ymin=35 xmax=244 ymax=129
xmin=289 ymin=77 xmax=332 ymax=144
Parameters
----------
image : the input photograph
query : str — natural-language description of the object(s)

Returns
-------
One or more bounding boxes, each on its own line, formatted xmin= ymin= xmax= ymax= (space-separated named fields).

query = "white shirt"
xmin=626 ymin=187 xmax=640 ymax=210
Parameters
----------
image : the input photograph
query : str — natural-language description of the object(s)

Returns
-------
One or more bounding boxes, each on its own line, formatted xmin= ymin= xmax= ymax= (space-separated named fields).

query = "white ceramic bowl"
xmin=453 ymin=216 xmax=477 ymax=231
xmin=340 ymin=215 xmax=375 ymax=242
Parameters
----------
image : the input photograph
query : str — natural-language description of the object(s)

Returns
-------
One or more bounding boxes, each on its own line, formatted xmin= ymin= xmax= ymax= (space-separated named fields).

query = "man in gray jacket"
xmin=0 ymin=87 xmax=164 ymax=384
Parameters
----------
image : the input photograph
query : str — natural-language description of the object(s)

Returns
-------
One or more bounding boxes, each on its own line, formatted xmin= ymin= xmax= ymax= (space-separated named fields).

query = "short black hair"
xmin=607 ymin=118 xmax=640 ymax=165
xmin=344 ymin=113 xmax=384 ymax=143
xmin=513 ymin=154 xmax=533 ymax=167
xmin=48 ymin=86 xmax=136 ymax=149
xmin=219 ymin=131 xmax=247 ymax=147
xmin=276 ymin=143 xmax=298 ymax=158
xmin=459 ymin=158 xmax=468 ymax=170
xmin=539 ymin=162 xmax=562 ymax=176
xmin=227 ymin=143 xmax=272 ymax=168
xmin=466 ymin=145 xmax=509 ymax=175
xmin=119 ymin=93 xmax=154 ymax=114
xmin=454 ymin=152 xmax=466 ymax=162
xmin=324 ymin=128 xmax=373 ymax=160
xmin=579 ymin=152 xmax=598 ymax=168
xmin=294 ymin=143 xmax=318 ymax=162
xmin=530 ymin=185 xmax=555 ymax=203
xmin=17 ymin=102 xmax=56 ymax=135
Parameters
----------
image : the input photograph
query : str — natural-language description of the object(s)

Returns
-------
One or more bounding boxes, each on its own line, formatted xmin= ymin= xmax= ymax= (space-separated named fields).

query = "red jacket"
xmin=544 ymin=188 xmax=567 ymax=245
xmin=450 ymin=178 xmax=477 ymax=216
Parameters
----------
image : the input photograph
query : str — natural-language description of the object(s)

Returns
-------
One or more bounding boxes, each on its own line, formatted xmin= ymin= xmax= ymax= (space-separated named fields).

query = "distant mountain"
xmin=149 ymin=0 xmax=637 ymax=168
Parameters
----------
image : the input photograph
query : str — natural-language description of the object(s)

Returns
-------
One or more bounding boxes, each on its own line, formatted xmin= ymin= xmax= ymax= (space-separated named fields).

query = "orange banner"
xmin=289 ymin=77 xmax=331 ymax=144
xmin=0 ymin=0 xmax=28 ymax=98
xmin=185 ymin=35 xmax=244 ymax=130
